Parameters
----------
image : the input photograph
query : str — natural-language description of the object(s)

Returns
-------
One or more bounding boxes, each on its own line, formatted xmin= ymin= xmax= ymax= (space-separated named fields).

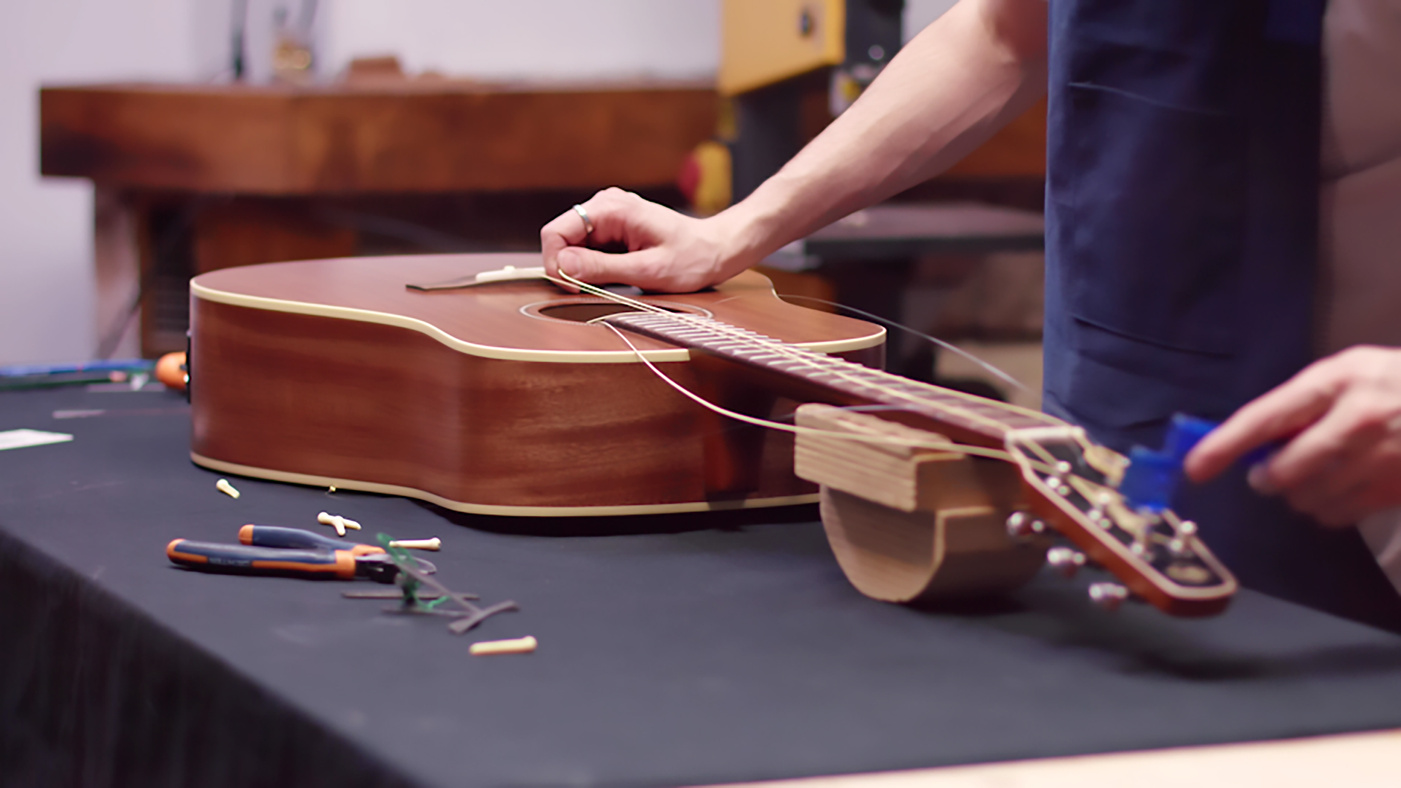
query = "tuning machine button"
xmin=1088 ymin=582 xmax=1131 ymax=611
xmin=1167 ymin=519 xmax=1198 ymax=557
xmin=1046 ymin=546 xmax=1087 ymax=578
xmin=1006 ymin=512 xmax=1046 ymax=539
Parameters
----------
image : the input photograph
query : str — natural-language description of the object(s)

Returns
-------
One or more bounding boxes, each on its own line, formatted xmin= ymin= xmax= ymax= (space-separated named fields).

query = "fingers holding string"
xmin=542 ymin=188 xmax=640 ymax=284
xmin=541 ymin=203 xmax=590 ymax=279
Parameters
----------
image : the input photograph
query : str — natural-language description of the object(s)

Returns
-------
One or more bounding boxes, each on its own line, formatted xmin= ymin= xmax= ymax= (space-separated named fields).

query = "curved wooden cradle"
xmin=796 ymin=404 xmax=1046 ymax=601
xmin=819 ymin=488 xmax=1047 ymax=602
xmin=188 ymin=253 xmax=885 ymax=516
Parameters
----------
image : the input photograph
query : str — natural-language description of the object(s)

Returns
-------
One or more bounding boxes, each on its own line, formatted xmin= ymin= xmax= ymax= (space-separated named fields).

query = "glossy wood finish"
xmin=190 ymin=254 xmax=884 ymax=515
xmin=193 ymin=253 xmax=883 ymax=356
xmin=40 ymin=82 xmax=718 ymax=194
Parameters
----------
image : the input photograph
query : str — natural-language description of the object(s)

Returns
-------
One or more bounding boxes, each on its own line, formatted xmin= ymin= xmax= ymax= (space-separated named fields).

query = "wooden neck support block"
xmin=794 ymin=403 xmax=1046 ymax=603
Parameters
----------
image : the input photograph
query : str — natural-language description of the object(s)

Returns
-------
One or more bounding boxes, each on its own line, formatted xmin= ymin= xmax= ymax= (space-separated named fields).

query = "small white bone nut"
xmin=317 ymin=511 xmax=362 ymax=537
xmin=469 ymin=636 xmax=537 ymax=656
xmin=317 ymin=511 xmax=347 ymax=537
xmin=388 ymin=537 xmax=441 ymax=551
xmin=215 ymin=479 xmax=241 ymax=499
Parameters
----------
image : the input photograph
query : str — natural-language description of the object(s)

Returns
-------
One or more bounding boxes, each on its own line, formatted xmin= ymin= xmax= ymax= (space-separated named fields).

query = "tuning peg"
xmin=1006 ymin=511 xmax=1046 ymax=539
xmin=1088 ymin=582 xmax=1131 ymax=611
xmin=1167 ymin=519 xmax=1198 ymax=557
xmin=1046 ymin=546 xmax=1087 ymax=577
xmin=1130 ymin=527 xmax=1157 ymax=561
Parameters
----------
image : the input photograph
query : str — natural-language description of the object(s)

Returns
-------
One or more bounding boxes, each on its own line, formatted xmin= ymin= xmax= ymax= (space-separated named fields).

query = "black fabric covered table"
xmin=5 ymin=385 xmax=1401 ymax=788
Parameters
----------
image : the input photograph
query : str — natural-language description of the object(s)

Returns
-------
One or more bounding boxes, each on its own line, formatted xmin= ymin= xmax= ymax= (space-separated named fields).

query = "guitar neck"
xmin=605 ymin=311 xmax=1058 ymax=446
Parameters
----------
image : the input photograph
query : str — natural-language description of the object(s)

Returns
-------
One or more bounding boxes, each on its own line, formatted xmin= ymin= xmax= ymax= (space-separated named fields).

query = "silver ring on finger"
xmin=572 ymin=204 xmax=595 ymax=237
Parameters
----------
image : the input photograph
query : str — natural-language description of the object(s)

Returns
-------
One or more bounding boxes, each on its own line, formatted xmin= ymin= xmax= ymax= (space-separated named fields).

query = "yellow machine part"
xmin=720 ymin=0 xmax=846 ymax=96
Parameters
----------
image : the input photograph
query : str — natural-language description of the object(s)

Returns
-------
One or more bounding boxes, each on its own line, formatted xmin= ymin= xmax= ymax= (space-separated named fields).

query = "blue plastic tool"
xmin=1119 ymin=447 xmax=1180 ymax=512
xmin=1118 ymin=413 xmax=1220 ymax=512
xmin=1164 ymin=413 xmax=1217 ymax=462
xmin=1117 ymin=412 xmax=1289 ymax=511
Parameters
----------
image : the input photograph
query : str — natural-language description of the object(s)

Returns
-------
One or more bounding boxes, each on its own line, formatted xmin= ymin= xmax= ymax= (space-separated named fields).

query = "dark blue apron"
xmin=1042 ymin=0 xmax=1401 ymax=631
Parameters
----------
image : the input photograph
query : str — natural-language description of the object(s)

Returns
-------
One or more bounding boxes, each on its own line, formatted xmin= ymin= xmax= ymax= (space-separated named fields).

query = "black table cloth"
xmin=4 ymin=385 xmax=1401 ymax=787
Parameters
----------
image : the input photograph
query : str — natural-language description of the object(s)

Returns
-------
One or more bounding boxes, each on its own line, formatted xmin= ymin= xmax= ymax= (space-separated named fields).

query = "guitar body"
xmin=189 ymin=252 xmax=1235 ymax=616
xmin=189 ymin=253 xmax=885 ymax=516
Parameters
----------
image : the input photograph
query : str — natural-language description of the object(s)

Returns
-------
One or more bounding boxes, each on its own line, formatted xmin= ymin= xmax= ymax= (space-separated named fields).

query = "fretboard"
xmin=605 ymin=311 xmax=1059 ymax=446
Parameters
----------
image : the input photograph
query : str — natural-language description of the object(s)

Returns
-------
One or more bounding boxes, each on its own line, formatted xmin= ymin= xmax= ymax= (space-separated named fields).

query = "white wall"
xmin=320 ymin=0 xmax=720 ymax=81
xmin=314 ymin=0 xmax=957 ymax=82
xmin=0 ymin=0 xmax=198 ymax=366
xmin=905 ymin=0 xmax=960 ymax=40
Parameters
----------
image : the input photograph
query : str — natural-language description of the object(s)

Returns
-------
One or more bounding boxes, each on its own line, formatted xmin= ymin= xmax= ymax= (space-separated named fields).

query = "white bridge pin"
xmin=317 ymin=511 xmax=361 ymax=537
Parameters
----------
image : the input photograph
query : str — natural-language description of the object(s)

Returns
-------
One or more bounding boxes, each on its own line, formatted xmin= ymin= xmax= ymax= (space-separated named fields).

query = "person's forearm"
xmin=711 ymin=0 xmax=1048 ymax=275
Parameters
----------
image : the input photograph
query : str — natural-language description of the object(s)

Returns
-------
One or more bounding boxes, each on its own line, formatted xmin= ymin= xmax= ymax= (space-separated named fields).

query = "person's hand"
xmin=540 ymin=188 xmax=739 ymax=293
xmin=1184 ymin=346 xmax=1401 ymax=526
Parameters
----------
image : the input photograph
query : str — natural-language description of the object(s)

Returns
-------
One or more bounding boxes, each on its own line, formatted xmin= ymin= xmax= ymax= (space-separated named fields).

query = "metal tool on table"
xmin=166 ymin=525 xmax=515 ymax=634
xmin=166 ymin=525 xmax=437 ymax=583
xmin=241 ymin=524 xmax=383 ymax=554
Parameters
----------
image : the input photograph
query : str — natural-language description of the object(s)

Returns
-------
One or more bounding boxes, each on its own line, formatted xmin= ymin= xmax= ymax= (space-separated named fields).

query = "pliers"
xmin=166 ymin=525 xmax=436 ymax=583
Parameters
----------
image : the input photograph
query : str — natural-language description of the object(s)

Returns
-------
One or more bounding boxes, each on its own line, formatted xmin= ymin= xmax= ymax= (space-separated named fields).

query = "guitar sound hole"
xmin=523 ymin=298 xmax=711 ymax=324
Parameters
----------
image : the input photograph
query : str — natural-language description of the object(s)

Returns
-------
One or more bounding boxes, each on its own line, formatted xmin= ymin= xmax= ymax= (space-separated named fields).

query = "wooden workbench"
xmin=40 ymin=81 xmax=719 ymax=356
xmin=41 ymin=81 xmax=717 ymax=194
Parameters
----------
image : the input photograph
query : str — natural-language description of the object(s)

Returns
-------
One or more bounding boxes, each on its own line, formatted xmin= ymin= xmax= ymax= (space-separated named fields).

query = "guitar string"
xmin=578 ymin=273 xmax=1052 ymax=425
xmin=753 ymin=292 xmax=1030 ymax=394
xmin=550 ymin=271 xmax=1057 ymax=435
xmin=600 ymin=317 xmax=1222 ymax=592
xmin=545 ymin=276 xmax=1045 ymax=466
xmin=562 ymin=280 xmax=1031 ymax=441
xmin=596 ymin=321 xmax=1058 ymax=473
xmin=550 ymin=270 xmax=1060 ymax=439
xmin=544 ymin=279 xmax=1221 ymax=588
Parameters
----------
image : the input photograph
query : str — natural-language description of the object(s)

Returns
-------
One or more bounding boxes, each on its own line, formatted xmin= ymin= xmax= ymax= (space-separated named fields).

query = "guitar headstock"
xmin=1003 ymin=426 xmax=1237 ymax=617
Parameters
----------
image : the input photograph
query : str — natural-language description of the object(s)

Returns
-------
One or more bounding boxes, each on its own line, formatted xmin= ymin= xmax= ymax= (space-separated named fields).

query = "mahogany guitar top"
xmin=191 ymin=253 xmax=885 ymax=361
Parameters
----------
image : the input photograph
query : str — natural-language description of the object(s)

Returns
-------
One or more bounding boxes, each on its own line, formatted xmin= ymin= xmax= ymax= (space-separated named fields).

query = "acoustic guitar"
xmin=189 ymin=253 xmax=1236 ymax=617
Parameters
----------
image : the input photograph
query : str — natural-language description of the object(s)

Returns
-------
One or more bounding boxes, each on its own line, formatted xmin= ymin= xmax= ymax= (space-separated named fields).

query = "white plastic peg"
xmin=388 ymin=537 xmax=441 ymax=551
xmin=317 ymin=511 xmax=361 ymax=537
xmin=469 ymin=636 xmax=537 ymax=656
xmin=215 ymin=479 xmax=241 ymax=499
